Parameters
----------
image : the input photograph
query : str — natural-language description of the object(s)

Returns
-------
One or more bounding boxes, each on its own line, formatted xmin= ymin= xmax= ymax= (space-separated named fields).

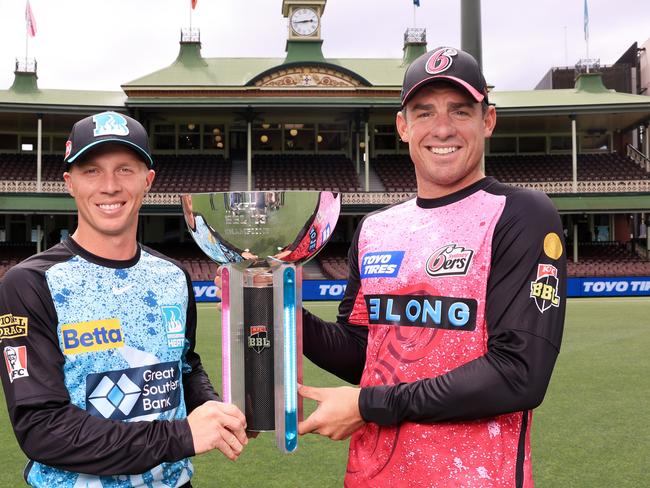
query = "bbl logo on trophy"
xmin=248 ymin=325 xmax=271 ymax=354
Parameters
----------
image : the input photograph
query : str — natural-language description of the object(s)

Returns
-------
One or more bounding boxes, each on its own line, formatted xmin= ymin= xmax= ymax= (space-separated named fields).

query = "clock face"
xmin=290 ymin=8 xmax=319 ymax=36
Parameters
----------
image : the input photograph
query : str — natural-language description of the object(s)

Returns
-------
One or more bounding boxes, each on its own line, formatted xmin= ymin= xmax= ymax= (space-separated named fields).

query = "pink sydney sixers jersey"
xmin=335 ymin=178 xmax=566 ymax=487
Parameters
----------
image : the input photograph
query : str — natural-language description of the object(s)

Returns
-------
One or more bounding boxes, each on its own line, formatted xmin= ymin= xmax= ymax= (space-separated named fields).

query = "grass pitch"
xmin=0 ymin=298 xmax=648 ymax=487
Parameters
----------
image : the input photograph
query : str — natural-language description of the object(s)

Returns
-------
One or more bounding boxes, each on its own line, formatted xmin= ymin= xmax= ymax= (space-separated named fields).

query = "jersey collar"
xmin=64 ymin=237 xmax=142 ymax=269
xmin=416 ymin=176 xmax=496 ymax=209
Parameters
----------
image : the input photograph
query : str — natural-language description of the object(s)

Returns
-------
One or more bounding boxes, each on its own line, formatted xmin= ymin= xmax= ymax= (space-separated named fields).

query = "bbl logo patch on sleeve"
xmin=530 ymin=264 xmax=561 ymax=313
xmin=3 ymin=345 xmax=28 ymax=383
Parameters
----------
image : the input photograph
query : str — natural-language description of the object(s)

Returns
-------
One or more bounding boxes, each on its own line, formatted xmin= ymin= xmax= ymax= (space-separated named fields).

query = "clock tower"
xmin=282 ymin=0 xmax=326 ymax=42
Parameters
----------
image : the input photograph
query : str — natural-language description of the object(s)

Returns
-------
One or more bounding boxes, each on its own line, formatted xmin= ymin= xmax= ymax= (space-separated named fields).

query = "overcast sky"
xmin=0 ymin=0 xmax=649 ymax=92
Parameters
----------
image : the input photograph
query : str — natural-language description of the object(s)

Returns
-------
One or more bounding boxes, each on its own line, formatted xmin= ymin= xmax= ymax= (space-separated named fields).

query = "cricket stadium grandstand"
xmin=1 ymin=0 xmax=650 ymax=299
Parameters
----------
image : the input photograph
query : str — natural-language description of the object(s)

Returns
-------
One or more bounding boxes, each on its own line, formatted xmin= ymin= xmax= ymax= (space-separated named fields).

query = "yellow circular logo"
xmin=543 ymin=233 xmax=563 ymax=260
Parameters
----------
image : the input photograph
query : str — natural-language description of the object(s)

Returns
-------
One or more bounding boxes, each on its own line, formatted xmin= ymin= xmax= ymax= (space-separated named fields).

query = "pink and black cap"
xmin=64 ymin=111 xmax=154 ymax=168
xmin=400 ymin=47 xmax=489 ymax=108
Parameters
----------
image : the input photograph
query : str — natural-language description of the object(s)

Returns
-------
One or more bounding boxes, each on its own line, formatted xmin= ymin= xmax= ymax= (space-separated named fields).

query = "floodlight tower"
xmin=461 ymin=0 xmax=482 ymax=69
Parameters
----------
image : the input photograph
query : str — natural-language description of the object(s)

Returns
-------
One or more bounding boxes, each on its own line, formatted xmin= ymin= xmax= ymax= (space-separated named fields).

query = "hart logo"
xmin=426 ymin=244 xmax=474 ymax=278
xmin=4 ymin=346 xmax=28 ymax=383
xmin=530 ymin=264 xmax=561 ymax=313
xmin=248 ymin=325 xmax=271 ymax=354
xmin=360 ymin=251 xmax=405 ymax=278
xmin=425 ymin=47 xmax=458 ymax=75
xmin=0 ymin=313 xmax=28 ymax=341
xmin=161 ymin=305 xmax=185 ymax=349
xmin=86 ymin=362 xmax=180 ymax=420
xmin=60 ymin=318 xmax=124 ymax=355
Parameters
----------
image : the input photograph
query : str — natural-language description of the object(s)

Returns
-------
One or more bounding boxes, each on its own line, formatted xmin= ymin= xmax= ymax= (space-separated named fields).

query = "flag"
xmin=25 ymin=0 xmax=37 ymax=37
xmin=583 ymin=0 xmax=589 ymax=42
xmin=414 ymin=0 xmax=420 ymax=6
xmin=191 ymin=0 xmax=198 ymax=9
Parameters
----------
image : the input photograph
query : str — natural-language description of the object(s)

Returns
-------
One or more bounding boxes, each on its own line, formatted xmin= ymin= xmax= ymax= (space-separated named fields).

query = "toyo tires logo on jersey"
xmin=85 ymin=361 xmax=180 ymax=420
xmin=426 ymin=244 xmax=474 ymax=278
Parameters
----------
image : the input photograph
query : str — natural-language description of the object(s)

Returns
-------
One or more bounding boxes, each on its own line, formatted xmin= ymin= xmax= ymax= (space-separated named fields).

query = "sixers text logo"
xmin=426 ymin=244 xmax=474 ymax=278
xmin=425 ymin=47 xmax=458 ymax=75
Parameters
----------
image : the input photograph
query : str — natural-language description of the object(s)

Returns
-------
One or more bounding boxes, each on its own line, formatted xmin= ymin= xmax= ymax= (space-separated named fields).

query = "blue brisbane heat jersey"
xmin=0 ymin=238 xmax=218 ymax=488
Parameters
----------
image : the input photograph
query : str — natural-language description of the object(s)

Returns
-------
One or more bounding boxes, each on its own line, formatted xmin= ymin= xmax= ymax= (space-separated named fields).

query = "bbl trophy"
xmin=181 ymin=191 xmax=341 ymax=453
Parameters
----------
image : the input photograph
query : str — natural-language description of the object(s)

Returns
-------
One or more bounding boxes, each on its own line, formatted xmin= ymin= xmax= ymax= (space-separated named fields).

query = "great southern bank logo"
xmin=86 ymin=362 xmax=180 ymax=420
xmin=360 ymin=251 xmax=405 ymax=278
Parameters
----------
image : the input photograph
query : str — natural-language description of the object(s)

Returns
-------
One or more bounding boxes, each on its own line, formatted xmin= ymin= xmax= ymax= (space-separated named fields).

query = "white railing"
xmin=2 ymin=180 xmax=649 ymax=206
xmin=627 ymin=144 xmax=650 ymax=172
xmin=508 ymin=180 xmax=650 ymax=194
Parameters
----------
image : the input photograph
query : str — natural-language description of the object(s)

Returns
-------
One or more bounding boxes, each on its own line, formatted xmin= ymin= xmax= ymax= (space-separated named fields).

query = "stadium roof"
xmin=0 ymin=72 xmax=125 ymax=113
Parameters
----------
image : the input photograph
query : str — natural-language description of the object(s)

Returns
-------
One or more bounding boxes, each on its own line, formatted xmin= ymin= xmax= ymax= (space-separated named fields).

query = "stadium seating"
xmin=566 ymin=241 xmax=650 ymax=277
xmin=372 ymin=153 xmax=650 ymax=191
xmin=252 ymin=154 xmax=361 ymax=191
xmin=0 ymin=153 xmax=231 ymax=193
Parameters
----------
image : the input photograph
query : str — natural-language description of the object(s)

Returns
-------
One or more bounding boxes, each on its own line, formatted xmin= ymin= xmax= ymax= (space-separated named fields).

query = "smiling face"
xmin=396 ymin=82 xmax=496 ymax=198
xmin=63 ymin=144 xmax=155 ymax=255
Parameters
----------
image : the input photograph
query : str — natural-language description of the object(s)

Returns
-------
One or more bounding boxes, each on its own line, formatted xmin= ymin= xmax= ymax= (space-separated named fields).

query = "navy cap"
xmin=64 ymin=111 xmax=153 ymax=168
xmin=401 ymin=47 xmax=489 ymax=107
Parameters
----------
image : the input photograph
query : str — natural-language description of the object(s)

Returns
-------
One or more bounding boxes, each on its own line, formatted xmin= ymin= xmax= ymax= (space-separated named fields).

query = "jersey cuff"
xmin=359 ymin=385 xmax=401 ymax=426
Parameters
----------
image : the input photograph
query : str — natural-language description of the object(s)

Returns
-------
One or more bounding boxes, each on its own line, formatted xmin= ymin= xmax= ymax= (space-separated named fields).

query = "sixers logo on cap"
xmin=425 ymin=47 xmax=458 ymax=75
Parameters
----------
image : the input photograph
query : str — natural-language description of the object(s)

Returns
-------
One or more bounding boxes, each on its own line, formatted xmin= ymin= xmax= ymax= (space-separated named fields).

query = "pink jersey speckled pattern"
xmin=345 ymin=190 xmax=534 ymax=487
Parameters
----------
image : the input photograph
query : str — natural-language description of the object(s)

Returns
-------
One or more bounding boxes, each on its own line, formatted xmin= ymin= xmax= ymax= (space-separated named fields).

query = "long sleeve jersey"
xmin=0 ymin=238 xmax=218 ymax=488
xmin=303 ymin=177 xmax=567 ymax=487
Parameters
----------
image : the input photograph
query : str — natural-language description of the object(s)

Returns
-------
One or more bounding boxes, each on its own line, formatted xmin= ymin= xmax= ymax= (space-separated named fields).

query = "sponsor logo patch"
xmin=86 ymin=362 xmax=180 ymax=420
xmin=60 ymin=318 xmax=124 ymax=355
xmin=161 ymin=305 xmax=185 ymax=349
xmin=366 ymin=294 xmax=477 ymax=331
xmin=4 ymin=345 xmax=28 ymax=382
xmin=360 ymin=251 xmax=405 ymax=278
xmin=530 ymin=264 xmax=561 ymax=313
xmin=0 ymin=314 xmax=28 ymax=341
xmin=248 ymin=325 xmax=271 ymax=354
xmin=426 ymin=244 xmax=474 ymax=278
xmin=308 ymin=226 xmax=318 ymax=252
xmin=543 ymin=232 xmax=563 ymax=260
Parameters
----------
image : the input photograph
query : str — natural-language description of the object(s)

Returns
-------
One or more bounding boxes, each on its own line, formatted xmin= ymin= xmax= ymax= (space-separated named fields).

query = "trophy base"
xmin=221 ymin=262 xmax=303 ymax=453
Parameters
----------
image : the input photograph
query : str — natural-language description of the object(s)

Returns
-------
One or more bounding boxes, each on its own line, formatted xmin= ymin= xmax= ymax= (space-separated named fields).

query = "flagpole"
xmin=413 ymin=5 xmax=416 ymax=27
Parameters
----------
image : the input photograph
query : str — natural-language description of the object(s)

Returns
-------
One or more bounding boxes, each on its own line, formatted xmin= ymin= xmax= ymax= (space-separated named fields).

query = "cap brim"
xmin=402 ymin=75 xmax=485 ymax=107
xmin=66 ymin=139 xmax=154 ymax=168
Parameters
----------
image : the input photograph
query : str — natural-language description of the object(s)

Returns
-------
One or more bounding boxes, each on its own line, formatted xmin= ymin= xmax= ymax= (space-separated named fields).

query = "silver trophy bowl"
xmin=181 ymin=191 xmax=341 ymax=266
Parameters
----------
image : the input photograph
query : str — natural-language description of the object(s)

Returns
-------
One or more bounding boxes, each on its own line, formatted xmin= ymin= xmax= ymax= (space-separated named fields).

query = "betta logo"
xmin=426 ymin=244 xmax=474 ymax=278
xmin=425 ymin=47 xmax=458 ymax=74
